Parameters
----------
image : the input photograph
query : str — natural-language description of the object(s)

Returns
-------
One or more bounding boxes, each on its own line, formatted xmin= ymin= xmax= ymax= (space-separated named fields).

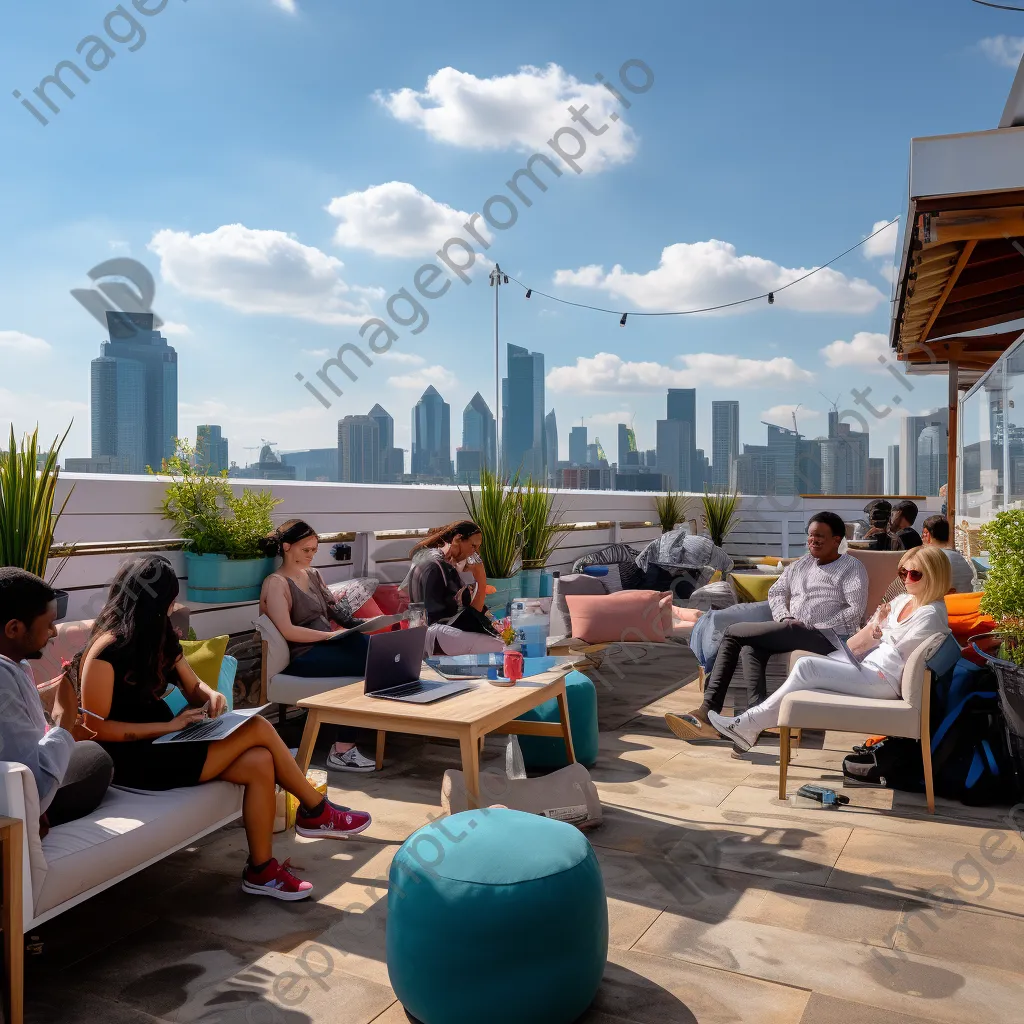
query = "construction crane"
xmin=791 ymin=403 xmax=802 ymax=436
xmin=593 ymin=437 xmax=607 ymax=463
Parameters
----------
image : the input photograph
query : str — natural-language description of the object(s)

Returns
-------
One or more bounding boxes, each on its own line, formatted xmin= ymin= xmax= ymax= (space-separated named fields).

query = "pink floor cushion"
xmin=565 ymin=590 xmax=673 ymax=644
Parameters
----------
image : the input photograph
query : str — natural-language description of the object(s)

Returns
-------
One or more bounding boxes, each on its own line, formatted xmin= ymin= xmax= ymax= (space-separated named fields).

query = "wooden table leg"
xmin=555 ymin=687 xmax=576 ymax=765
xmin=2 ymin=819 xmax=24 ymax=1024
xmin=295 ymin=710 xmax=321 ymax=773
xmin=375 ymin=730 xmax=386 ymax=771
xmin=459 ymin=731 xmax=482 ymax=810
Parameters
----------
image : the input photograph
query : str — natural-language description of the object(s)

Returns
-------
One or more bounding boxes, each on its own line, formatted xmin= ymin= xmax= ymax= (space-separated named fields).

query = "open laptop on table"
xmin=364 ymin=626 xmax=477 ymax=704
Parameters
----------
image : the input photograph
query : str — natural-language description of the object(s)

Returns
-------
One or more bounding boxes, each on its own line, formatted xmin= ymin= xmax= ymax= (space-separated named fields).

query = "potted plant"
xmin=701 ymin=489 xmax=739 ymax=548
xmin=0 ymin=425 xmax=73 ymax=618
xmin=654 ymin=490 xmax=687 ymax=534
xmin=980 ymin=510 xmax=1024 ymax=669
xmin=519 ymin=479 xmax=564 ymax=598
xmin=156 ymin=439 xmax=281 ymax=603
xmin=461 ymin=468 xmax=523 ymax=614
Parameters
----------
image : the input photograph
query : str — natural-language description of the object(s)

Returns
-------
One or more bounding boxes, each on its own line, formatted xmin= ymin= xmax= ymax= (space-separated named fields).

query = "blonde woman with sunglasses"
xmin=709 ymin=546 xmax=951 ymax=752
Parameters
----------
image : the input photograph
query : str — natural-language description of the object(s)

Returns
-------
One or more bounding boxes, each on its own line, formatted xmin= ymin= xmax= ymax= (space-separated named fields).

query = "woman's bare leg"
xmin=200 ymin=715 xmax=322 ymax=808
xmin=216 ymin=747 xmax=276 ymax=864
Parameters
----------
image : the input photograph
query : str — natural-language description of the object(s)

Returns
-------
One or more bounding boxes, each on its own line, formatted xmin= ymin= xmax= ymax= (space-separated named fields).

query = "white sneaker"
xmin=326 ymin=746 xmax=377 ymax=773
xmin=707 ymin=711 xmax=759 ymax=753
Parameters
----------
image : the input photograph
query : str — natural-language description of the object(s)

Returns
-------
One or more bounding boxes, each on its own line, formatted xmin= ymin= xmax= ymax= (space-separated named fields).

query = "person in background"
xmin=401 ymin=521 xmax=504 ymax=656
xmin=708 ymin=546 xmax=951 ymax=751
xmin=890 ymin=500 xmax=923 ymax=550
xmin=921 ymin=514 xmax=974 ymax=594
xmin=0 ymin=568 xmax=113 ymax=830
xmin=666 ymin=512 xmax=868 ymax=741
xmin=80 ymin=556 xmax=371 ymax=901
xmin=863 ymin=500 xmax=903 ymax=551
xmin=259 ymin=520 xmax=378 ymax=774
xmin=939 ymin=483 xmax=948 ymax=519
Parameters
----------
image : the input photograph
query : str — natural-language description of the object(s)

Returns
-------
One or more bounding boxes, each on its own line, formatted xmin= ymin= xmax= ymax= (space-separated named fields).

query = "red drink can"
xmin=503 ymin=649 xmax=524 ymax=683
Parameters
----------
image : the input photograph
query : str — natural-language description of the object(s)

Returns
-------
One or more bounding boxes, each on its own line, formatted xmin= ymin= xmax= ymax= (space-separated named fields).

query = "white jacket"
xmin=862 ymin=596 xmax=949 ymax=686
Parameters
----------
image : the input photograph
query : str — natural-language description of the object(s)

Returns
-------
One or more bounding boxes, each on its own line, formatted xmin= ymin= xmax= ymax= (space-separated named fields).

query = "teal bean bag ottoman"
xmin=516 ymin=670 xmax=599 ymax=769
xmin=386 ymin=808 xmax=607 ymax=1024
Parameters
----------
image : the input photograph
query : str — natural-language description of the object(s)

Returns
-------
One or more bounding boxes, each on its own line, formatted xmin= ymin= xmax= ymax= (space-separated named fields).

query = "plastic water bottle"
xmin=510 ymin=599 xmax=549 ymax=658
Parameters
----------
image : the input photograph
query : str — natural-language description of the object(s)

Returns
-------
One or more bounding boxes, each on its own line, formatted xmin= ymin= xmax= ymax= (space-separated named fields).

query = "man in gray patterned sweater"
xmin=667 ymin=512 xmax=868 ymax=741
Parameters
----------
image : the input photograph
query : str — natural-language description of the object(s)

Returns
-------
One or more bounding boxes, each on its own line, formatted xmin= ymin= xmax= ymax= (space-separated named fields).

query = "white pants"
xmin=738 ymin=652 xmax=900 ymax=733
xmin=427 ymin=623 xmax=504 ymax=657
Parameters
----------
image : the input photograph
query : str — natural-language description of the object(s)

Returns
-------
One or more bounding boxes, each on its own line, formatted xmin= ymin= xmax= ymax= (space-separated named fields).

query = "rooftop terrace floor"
xmin=24 ymin=656 xmax=1024 ymax=1024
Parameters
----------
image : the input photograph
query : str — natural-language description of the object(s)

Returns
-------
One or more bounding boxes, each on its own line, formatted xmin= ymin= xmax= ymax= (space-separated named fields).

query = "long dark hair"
xmin=80 ymin=555 xmax=181 ymax=693
xmin=258 ymin=519 xmax=317 ymax=558
xmin=410 ymin=520 xmax=481 ymax=554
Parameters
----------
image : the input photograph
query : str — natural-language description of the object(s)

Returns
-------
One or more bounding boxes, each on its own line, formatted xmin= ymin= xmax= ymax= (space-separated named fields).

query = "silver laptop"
xmin=364 ymin=627 xmax=477 ymax=704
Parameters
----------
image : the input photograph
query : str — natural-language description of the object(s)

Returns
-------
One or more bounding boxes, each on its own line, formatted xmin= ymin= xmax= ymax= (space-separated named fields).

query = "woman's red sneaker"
xmin=295 ymin=799 xmax=372 ymax=839
xmin=241 ymin=858 xmax=313 ymax=901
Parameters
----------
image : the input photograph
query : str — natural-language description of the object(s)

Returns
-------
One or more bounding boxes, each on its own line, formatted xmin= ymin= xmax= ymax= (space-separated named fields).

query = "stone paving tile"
xmin=798 ymin=993 xmax=944 ymax=1024
xmin=26 ymin=988 xmax=168 ymax=1024
xmin=828 ymin=828 xmax=1024 ymax=915
xmin=607 ymin=896 xmax=665 ymax=950
xmin=892 ymin=903 xmax=1024 ymax=974
xmin=591 ymin=947 xmax=810 ymax=1024
xmin=595 ymin=768 xmax=737 ymax=810
xmin=634 ymin=906 xmax=1023 ymax=1023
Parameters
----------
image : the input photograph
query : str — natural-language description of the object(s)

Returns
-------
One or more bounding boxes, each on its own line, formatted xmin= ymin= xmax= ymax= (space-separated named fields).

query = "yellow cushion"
xmin=709 ymin=570 xmax=722 ymax=584
xmin=180 ymin=635 xmax=229 ymax=688
xmin=731 ymin=574 xmax=776 ymax=604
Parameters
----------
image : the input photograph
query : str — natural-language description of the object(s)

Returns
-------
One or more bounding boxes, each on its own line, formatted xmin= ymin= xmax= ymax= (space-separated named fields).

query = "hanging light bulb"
xmin=767 ymin=292 xmax=775 ymax=305
xmin=619 ymin=313 xmax=628 ymax=326
xmin=525 ymin=289 xmax=532 ymax=299
xmin=503 ymin=275 xmax=509 ymax=284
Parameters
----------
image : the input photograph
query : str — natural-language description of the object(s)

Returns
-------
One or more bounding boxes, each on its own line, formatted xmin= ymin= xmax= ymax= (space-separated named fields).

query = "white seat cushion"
xmin=37 ymin=780 xmax=242 ymax=916
xmin=778 ymin=691 xmax=920 ymax=738
xmin=268 ymin=673 xmax=363 ymax=706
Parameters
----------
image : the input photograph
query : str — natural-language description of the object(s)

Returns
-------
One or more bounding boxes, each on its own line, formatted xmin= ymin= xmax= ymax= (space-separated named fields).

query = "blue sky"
xmin=2 ymin=0 xmax=1022 ymax=467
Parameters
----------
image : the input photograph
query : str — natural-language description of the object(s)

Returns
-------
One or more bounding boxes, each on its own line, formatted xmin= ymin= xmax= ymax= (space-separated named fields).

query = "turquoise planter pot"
xmin=184 ymin=552 xmax=274 ymax=604
xmin=520 ymin=567 xmax=544 ymax=598
xmin=485 ymin=575 xmax=520 ymax=615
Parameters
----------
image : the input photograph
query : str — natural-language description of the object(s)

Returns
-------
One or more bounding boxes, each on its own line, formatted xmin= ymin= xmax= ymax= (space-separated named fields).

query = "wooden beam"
xmin=950 ymin=268 xmax=1024 ymax=303
xmin=920 ymin=241 xmax=976 ymax=342
xmin=924 ymin=207 xmax=1024 ymax=245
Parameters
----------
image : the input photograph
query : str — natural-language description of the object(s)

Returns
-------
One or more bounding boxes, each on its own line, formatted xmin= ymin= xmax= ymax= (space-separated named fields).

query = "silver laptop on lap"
xmin=364 ymin=627 xmax=477 ymax=704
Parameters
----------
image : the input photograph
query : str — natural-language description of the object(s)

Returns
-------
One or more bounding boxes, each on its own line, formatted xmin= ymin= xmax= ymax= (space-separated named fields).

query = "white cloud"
xmin=328 ymin=181 xmax=489 ymax=258
xmin=387 ymin=365 xmax=458 ymax=391
xmin=149 ymin=224 xmax=382 ymax=325
xmin=546 ymin=352 xmax=813 ymax=394
xmin=159 ymin=321 xmax=191 ymax=337
xmin=272 ymin=0 xmax=297 ymax=12
xmin=377 ymin=351 xmax=426 ymax=366
xmin=376 ymin=63 xmax=637 ymax=173
xmin=553 ymin=239 xmax=886 ymax=315
xmin=0 ymin=330 xmax=51 ymax=354
xmin=821 ymin=331 xmax=890 ymax=371
xmin=761 ymin=404 xmax=821 ymax=426
xmin=979 ymin=35 xmax=1024 ymax=69
xmin=301 ymin=348 xmax=330 ymax=357
xmin=2 ymin=389 xmax=88 ymax=457
xmin=585 ymin=410 xmax=637 ymax=426
xmin=863 ymin=219 xmax=899 ymax=261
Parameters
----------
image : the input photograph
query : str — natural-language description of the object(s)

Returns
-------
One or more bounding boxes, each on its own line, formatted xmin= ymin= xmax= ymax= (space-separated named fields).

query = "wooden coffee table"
xmin=294 ymin=662 xmax=579 ymax=808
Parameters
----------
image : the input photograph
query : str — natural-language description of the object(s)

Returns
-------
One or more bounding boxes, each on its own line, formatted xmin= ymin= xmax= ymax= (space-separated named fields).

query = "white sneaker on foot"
xmin=326 ymin=746 xmax=376 ymax=773
xmin=707 ymin=711 xmax=759 ymax=753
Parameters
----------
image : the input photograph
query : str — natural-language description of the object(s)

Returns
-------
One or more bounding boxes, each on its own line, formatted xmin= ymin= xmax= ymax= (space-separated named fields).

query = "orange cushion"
xmin=944 ymin=591 xmax=997 ymax=646
xmin=565 ymin=590 xmax=673 ymax=644
xmin=354 ymin=597 xmax=394 ymax=634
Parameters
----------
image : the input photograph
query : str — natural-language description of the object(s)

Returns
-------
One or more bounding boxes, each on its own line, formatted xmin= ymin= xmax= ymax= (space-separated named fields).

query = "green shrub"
xmin=460 ymin=468 xmax=523 ymax=578
xmin=702 ymin=490 xmax=739 ymax=547
xmin=980 ymin=509 xmax=1024 ymax=664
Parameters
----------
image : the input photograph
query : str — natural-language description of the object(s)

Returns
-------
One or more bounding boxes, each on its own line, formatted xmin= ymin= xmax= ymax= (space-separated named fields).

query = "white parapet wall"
xmin=47 ymin=474 xmax=939 ymax=639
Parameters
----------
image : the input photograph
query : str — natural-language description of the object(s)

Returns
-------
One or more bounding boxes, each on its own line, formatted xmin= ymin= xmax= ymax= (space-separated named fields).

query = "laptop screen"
xmin=364 ymin=626 xmax=426 ymax=693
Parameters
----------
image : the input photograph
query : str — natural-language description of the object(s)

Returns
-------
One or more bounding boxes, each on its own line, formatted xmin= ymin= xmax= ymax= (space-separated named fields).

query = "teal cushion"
xmin=163 ymin=655 xmax=237 ymax=714
xmin=387 ymin=808 xmax=607 ymax=1024
xmin=516 ymin=670 xmax=599 ymax=769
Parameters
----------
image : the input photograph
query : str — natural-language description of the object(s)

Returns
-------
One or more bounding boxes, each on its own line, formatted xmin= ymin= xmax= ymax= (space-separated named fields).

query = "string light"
xmin=970 ymin=0 xmax=1024 ymax=11
xmin=509 ymin=216 xmax=899 ymax=320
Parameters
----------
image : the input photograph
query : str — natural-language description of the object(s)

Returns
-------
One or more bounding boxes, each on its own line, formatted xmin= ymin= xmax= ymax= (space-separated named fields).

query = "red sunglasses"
xmin=898 ymin=567 xmax=924 ymax=583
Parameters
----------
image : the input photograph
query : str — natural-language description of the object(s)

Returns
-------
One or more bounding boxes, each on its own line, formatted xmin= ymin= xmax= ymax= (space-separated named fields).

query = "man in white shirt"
xmin=921 ymin=514 xmax=974 ymax=594
xmin=667 ymin=512 xmax=868 ymax=741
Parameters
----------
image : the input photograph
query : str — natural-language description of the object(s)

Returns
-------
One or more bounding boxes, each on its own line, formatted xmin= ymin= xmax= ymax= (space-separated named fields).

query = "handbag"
xmin=447 ymin=605 xmax=499 ymax=637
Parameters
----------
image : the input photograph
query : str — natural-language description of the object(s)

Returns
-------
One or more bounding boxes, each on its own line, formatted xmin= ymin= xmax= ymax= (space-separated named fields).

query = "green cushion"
xmin=516 ymin=670 xmax=599 ymax=769
xmin=386 ymin=808 xmax=607 ymax=1024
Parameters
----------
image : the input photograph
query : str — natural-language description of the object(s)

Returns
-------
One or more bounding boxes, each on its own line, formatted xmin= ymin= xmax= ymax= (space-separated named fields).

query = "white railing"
xmin=47 ymin=474 xmax=939 ymax=639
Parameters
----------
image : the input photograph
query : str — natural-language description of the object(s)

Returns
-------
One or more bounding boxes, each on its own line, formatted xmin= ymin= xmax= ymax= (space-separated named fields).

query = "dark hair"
xmin=79 ymin=555 xmax=180 ymax=694
xmin=923 ymin=514 xmax=950 ymax=543
xmin=258 ymin=519 xmax=317 ymax=558
xmin=411 ymin=520 xmax=481 ymax=554
xmin=894 ymin=500 xmax=919 ymax=525
xmin=808 ymin=511 xmax=846 ymax=539
xmin=0 ymin=567 xmax=55 ymax=631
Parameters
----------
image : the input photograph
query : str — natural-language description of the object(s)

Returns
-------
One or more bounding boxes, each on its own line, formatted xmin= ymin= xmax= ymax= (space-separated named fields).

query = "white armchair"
xmin=778 ymin=632 xmax=950 ymax=813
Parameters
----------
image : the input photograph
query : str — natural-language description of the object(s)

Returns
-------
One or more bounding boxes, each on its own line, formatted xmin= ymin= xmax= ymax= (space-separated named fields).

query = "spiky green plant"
xmin=981 ymin=509 xmax=1024 ymax=664
xmin=0 ymin=425 xmax=73 ymax=580
xmin=702 ymin=489 xmax=740 ymax=547
xmin=520 ymin=479 xmax=565 ymax=568
xmin=654 ymin=490 xmax=686 ymax=534
xmin=460 ymin=468 xmax=523 ymax=578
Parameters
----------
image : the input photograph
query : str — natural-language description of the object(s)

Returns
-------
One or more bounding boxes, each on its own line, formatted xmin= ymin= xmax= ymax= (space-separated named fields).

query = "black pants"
xmin=46 ymin=741 xmax=114 ymax=827
xmin=702 ymin=620 xmax=835 ymax=714
xmin=286 ymin=633 xmax=371 ymax=746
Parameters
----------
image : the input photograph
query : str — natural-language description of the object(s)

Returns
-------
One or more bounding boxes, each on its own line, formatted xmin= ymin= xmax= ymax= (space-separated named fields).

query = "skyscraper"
xmin=711 ymin=401 xmax=739 ymax=490
xmin=91 ymin=311 xmax=177 ymax=473
xmin=868 ymin=458 xmax=885 ymax=494
xmin=656 ymin=418 xmax=691 ymax=490
xmin=887 ymin=444 xmax=900 ymax=493
xmin=820 ymin=410 xmax=869 ymax=495
xmin=368 ymin=403 xmax=402 ymax=481
xmin=569 ymin=425 xmax=588 ymax=466
xmin=917 ymin=424 xmax=948 ymax=496
xmin=502 ymin=343 xmax=546 ymax=480
xmin=196 ymin=425 xmax=229 ymax=475
xmin=338 ymin=415 xmax=381 ymax=483
xmin=411 ymin=386 xmax=453 ymax=480
xmin=544 ymin=409 xmax=558 ymax=482
xmin=667 ymin=388 xmax=700 ymax=486
xmin=617 ymin=423 xmax=639 ymax=467
xmin=462 ymin=393 xmax=497 ymax=471
xmin=899 ymin=409 xmax=948 ymax=495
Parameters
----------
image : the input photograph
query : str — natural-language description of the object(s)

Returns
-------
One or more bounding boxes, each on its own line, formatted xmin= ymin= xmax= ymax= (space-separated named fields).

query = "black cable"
xmin=970 ymin=0 xmax=1024 ymax=10
xmin=505 ymin=217 xmax=900 ymax=318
